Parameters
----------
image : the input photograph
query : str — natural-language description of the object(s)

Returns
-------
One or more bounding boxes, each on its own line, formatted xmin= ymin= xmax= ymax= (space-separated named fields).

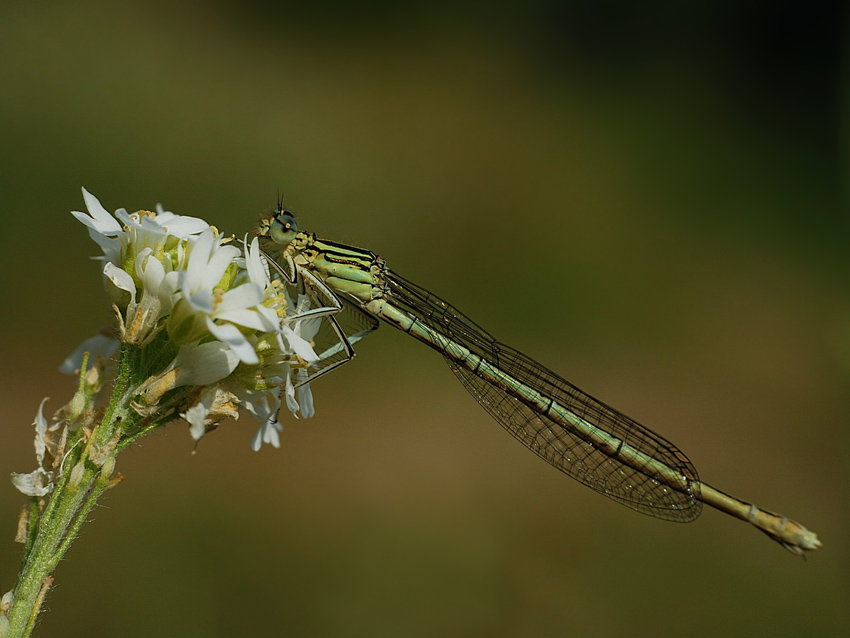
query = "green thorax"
xmin=285 ymin=232 xmax=385 ymax=303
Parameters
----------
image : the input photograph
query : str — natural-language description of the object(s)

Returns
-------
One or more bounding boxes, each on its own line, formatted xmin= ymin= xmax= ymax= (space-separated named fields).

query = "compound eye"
xmin=268 ymin=209 xmax=298 ymax=246
xmin=275 ymin=210 xmax=298 ymax=233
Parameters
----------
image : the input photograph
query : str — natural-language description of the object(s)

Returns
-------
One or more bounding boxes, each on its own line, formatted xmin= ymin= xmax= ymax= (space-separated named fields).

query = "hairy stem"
xmin=4 ymin=345 xmax=140 ymax=638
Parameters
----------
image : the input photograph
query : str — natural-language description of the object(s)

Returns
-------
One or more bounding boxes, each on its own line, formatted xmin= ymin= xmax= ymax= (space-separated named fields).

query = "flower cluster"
xmin=67 ymin=189 xmax=319 ymax=450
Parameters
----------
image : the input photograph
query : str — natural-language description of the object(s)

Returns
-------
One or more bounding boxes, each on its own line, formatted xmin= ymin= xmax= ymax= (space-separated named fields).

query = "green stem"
xmin=115 ymin=410 xmax=180 ymax=454
xmin=48 ymin=474 xmax=112 ymax=574
xmin=4 ymin=345 xmax=141 ymax=638
xmin=5 ymin=467 xmax=95 ymax=637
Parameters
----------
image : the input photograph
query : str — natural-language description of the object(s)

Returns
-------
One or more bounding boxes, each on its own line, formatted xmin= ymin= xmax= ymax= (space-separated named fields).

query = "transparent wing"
xmin=384 ymin=269 xmax=702 ymax=522
xmin=305 ymin=298 xmax=379 ymax=384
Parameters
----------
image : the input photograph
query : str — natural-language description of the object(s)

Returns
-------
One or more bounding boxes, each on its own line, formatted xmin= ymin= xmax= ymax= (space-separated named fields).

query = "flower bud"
xmin=100 ymin=457 xmax=116 ymax=480
xmin=69 ymin=462 xmax=85 ymax=487
xmin=66 ymin=390 xmax=86 ymax=421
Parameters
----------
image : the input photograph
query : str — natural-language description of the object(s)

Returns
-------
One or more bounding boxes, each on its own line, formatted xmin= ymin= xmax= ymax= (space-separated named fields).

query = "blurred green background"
xmin=1 ymin=1 xmax=848 ymax=636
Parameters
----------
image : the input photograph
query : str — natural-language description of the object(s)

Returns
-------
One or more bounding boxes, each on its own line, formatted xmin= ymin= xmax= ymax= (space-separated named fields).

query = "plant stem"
xmin=5 ymin=467 xmax=100 ymax=637
xmin=4 ymin=345 xmax=141 ymax=638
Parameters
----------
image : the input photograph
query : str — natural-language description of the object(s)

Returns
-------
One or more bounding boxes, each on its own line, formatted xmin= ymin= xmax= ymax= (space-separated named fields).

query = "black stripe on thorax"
xmin=314 ymin=238 xmax=377 ymax=260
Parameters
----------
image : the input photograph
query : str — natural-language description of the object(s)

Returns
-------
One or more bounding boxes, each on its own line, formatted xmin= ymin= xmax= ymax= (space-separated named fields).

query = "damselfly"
xmin=257 ymin=202 xmax=820 ymax=556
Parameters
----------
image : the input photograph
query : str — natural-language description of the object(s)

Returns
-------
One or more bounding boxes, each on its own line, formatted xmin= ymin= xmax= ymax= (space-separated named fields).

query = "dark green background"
xmin=1 ymin=2 xmax=847 ymax=636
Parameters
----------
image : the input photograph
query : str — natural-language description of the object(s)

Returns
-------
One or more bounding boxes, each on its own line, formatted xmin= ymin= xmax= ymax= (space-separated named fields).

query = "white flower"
xmin=71 ymin=188 xmax=127 ymax=266
xmin=73 ymin=187 xmax=210 ymax=269
xmin=183 ymin=386 xmax=240 ymax=441
xmin=245 ymin=391 xmax=283 ymax=451
xmin=137 ymin=341 xmax=242 ymax=406
xmin=103 ymin=247 xmax=180 ymax=345
xmin=169 ymin=230 xmax=274 ymax=364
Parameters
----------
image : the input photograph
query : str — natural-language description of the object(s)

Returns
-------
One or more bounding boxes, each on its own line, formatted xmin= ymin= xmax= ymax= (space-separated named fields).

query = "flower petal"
xmin=103 ymin=262 xmax=136 ymax=296
xmin=183 ymin=230 xmax=215 ymax=292
xmin=244 ymin=237 xmax=269 ymax=286
xmin=297 ymin=381 xmax=315 ymax=419
xmin=59 ymin=335 xmax=119 ymax=374
xmin=33 ymin=398 xmax=50 ymax=465
xmin=11 ymin=468 xmax=52 ymax=497
xmin=201 ymin=245 xmax=241 ymax=290
xmin=296 ymin=316 xmax=322 ymax=341
xmin=217 ymin=283 xmax=264 ymax=313
xmin=281 ymin=325 xmax=319 ymax=362
xmin=206 ymin=318 xmax=259 ymax=365
xmin=184 ymin=400 xmax=210 ymax=441
xmin=78 ymin=188 xmax=123 ymax=235
xmin=283 ymin=373 xmax=299 ymax=417
xmin=251 ymin=418 xmax=282 ymax=451
xmin=157 ymin=214 xmax=210 ymax=238
xmin=215 ymin=308 xmax=271 ymax=332
xmin=173 ymin=341 xmax=241 ymax=387
xmin=139 ymin=252 xmax=166 ymax=292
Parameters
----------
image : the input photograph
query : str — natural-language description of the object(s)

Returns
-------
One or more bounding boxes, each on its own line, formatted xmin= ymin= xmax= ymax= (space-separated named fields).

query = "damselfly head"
xmin=258 ymin=201 xmax=299 ymax=248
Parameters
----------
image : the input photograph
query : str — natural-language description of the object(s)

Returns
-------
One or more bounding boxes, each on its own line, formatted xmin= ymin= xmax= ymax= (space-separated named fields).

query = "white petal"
xmin=135 ymin=246 xmax=153 ymax=269
xmin=281 ymin=325 xmax=319 ymax=362
xmin=217 ymin=283 xmax=264 ymax=313
xmin=200 ymin=245 xmax=241 ymax=290
xmin=251 ymin=418 xmax=282 ymax=451
xmin=264 ymin=422 xmax=282 ymax=448
xmin=283 ymin=373 xmax=299 ymax=416
xmin=173 ymin=341 xmax=240 ymax=387
xmin=103 ymin=263 xmax=136 ymax=295
xmin=158 ymin=215 xmax=210 ymax=238
xmin=240 ymin=389 xmax=284 ymax=450
xmin=11 ymin=468 xmax=52 ymax=497
xmin=250 ymin=427 xmax=264 ymax=451
xmin=162 ymin=271 xmax=180 ymax=297
xmin=296 ymin=316 xmax=322 ymax=341
xmin=183 ymin=400 xmax=211 ymax=440
xmin=255 ymin=305 xmax=280 ymax=329
xmin=114 ymin=208 xmax=133 ymax=226
xmin=71 ymin=211 xmax=125 ymax=264
xmin=138 ymin=214 xmax=169 ymax=233
xmin=59 ymin=335 xmax=119 ymax=374
xmin=132 ymin=222 xmax=169 ymax=256
xmin=244 ymin=237 xmax=269 ymax=286
xmin=205 ymin=318 xmax=259 ymax=365
xmin=33 ymin=397 xmax=50 ymax=465
xmin=139 ymin=252 xmax=166 ymax=291
xmin=215 ymin=308 xmax=271 ymax=332
xmin=184 ymin=230 xmax=215 ymax=292
xmin=185 ymin=287 xmax=214 ymax=314
xmin=298 ymin=383 xmax=315 ymax=419
xmin=71 ymin=210 xmax=112 ymax=235
xmin=78 ymin=188 xmax=123 ymax=234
